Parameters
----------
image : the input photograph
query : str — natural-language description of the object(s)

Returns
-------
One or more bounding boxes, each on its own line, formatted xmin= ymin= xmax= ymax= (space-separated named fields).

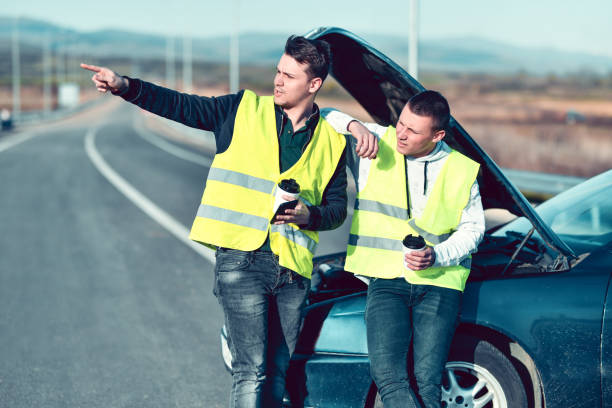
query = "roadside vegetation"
xmin=1 ymin=54 xmax=610 ymax=177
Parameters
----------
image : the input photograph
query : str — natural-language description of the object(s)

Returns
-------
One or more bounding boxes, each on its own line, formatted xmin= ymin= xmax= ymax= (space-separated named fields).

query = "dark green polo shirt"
xmin=258 ymin=106 xmax=319 ymax=251
xmin=277 ymin=107 xmax=318 ymax=172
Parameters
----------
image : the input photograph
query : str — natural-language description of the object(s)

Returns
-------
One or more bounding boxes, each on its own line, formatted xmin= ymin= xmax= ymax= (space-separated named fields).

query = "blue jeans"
xmin=365 ymin=278 xmax=461 ymax=408
xmin=214 ymin=248 xmax=310 ymax=408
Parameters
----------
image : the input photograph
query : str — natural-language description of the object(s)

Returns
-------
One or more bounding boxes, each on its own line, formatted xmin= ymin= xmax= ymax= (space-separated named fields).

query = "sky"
xmin=2 ymin=0 xmax=612 ymax=57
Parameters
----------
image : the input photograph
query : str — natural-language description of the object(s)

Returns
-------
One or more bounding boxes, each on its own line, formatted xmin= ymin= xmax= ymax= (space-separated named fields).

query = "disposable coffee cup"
xmin=273 ymin=179 xmax=301 ymax=214
xmin=402 ymin=234 xmax=426 ymax=270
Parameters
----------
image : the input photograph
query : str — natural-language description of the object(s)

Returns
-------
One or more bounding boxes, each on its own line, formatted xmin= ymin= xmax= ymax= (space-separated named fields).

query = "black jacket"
xmin=118 ymin=78 xmax=347 ymax=231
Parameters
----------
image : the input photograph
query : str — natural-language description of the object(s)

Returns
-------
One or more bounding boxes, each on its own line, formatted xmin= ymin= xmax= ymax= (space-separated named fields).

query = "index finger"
xmin=80 ymin=63 xmax=101 ymax=73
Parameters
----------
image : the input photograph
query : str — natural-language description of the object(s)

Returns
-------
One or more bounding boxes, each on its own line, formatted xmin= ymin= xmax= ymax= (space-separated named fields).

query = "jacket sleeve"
xmin=116 ymin=77 xmax=243 ymax=136
xmin=301 ymin=146 xmax=348 ymax=231
xmin=432 ymin=181 xmax=485 ymax=267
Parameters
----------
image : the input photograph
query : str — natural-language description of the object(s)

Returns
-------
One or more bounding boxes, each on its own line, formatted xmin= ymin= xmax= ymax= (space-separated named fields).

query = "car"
xmin=221 ymin=27 xmax=612 ymax=408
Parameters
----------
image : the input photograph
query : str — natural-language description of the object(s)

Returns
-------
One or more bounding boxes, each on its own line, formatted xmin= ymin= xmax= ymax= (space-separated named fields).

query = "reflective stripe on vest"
xmin=188 ymin=90 xmax=346 ymax=278
xmin=271 ymin=224 xmax=318 ymax=253
xmin=348 ymin=232 xmax=471 ymax=269
xmin=348 ymin=233 xmax=403 ymax=251
xmin=207 ymin=167 xmax=276 ymax=194
xmin=196 ymin=204 xmax=269 ymax=231
xmin=354 ymin=198 xmax=407 ymax=220
xmin=407 ymin=219 xmax=450 ymax=245
xmin=344 ymin=126 xmax=479 ymax=291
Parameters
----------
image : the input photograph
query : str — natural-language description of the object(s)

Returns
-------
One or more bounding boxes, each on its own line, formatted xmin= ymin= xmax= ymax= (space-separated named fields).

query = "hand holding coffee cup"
xmin=272 ymin=179 xmax=310 ymax=225
xmin=273 ymin=179 xmax=300 ymax=214
xmin=402 ymin=235 xmax=432 ymax=271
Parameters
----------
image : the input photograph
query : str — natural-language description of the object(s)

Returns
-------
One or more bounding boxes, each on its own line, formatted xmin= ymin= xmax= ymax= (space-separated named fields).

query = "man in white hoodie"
xmin=323 ymin=90 xmax=485 ymax=408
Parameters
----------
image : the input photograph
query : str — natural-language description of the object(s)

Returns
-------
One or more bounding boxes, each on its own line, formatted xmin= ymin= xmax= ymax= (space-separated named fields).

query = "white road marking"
xmin=84 ymin=126 xmax=215 ymax=263
xmin=132 ymin=117 xmax=213 ymax=167
xmin=0 ymin=131 xmax=38 ymax=153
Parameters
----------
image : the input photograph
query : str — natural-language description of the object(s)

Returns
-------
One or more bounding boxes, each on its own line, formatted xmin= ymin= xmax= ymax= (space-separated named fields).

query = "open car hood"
xmin=306 ymin=27 xmax=575 ymax=259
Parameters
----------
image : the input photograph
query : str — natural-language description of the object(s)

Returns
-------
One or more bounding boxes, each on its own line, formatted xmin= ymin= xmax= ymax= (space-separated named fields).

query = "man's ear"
xmin=433 ymin=129 xmax=446 ymax=142
xmin=309 ymin=77 xmax=323 ymax=94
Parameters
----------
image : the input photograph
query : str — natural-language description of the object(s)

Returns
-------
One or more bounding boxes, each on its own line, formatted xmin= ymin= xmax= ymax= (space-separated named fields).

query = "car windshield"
xmin=494 ymin=170 xmax=612 ymax=254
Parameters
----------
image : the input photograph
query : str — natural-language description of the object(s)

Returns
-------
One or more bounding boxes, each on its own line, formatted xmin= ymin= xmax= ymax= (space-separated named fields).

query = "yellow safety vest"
xmin=344 ymin=126 xmax=479 ymax=291
xmin=188 ymin=90 xmax=346 ymax=278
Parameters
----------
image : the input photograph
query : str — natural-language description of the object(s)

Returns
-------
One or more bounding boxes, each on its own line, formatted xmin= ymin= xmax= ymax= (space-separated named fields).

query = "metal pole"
xmin=409 ymin=0 xmax=419 ymax=80
xmin=71 ymin=41 xmax=81 ymax=105
xmin=55 ymin=47 xmax=63 ymax=85
xmin=69 ymin=41 xmax=77 ymax=83
xmin=183 ymin=36 xmax=193 ymax=93
xmin=166 ymin=36 xmax=176 ymax=89
xmin=43 ymin=34 xmax=52 ymax=115
xmin=12 ymin=18 xmax=21 ymax=122
xmin=229 ymin=0 xmax=240 ymax=93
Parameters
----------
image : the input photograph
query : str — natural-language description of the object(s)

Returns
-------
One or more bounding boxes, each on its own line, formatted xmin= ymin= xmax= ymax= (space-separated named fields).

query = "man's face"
xmin=273 ymin=54 xmax=320 ymax=108
xmin=395 ymin=104 xmax=445 ymax=157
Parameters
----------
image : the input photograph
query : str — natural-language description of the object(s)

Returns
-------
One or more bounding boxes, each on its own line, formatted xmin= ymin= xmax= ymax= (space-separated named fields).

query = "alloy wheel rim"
xmin=441 ymin=361 xmax=507 ymax=408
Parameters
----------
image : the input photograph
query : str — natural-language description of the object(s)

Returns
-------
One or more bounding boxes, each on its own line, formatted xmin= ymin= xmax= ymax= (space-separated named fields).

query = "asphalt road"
xmin=0 ymin=101 xmax=352 ymax=408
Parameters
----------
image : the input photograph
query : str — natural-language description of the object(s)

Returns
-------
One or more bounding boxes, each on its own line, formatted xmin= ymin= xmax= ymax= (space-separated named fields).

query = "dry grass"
xmin=461 ymin=121 xmax=611 ymax=177
xmin=0 ymin=85 xmax=101 ymax=110
xmin=445 ymin=92 xmax=612 ymax=177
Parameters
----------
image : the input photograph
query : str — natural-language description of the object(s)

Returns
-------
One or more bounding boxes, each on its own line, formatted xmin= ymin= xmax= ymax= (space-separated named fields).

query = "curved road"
xmin=0 ymin=100 xmax=352 ymax=407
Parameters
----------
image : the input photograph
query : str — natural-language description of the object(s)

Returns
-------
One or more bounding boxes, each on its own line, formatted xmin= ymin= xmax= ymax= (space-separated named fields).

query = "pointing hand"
xmin=80 ymin=63 xmax=128 ymax=94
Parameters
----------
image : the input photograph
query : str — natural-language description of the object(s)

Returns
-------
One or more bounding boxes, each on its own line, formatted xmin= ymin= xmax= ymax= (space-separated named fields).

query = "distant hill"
xmin=2 ymin=16 xmax=612 ymax=75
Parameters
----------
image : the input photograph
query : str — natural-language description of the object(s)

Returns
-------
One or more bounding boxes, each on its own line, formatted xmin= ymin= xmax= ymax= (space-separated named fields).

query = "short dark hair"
xmin=284 ymin=35 xmax=331 ymax=82
xmin=408 ymin=90 xmax=450 ymax=131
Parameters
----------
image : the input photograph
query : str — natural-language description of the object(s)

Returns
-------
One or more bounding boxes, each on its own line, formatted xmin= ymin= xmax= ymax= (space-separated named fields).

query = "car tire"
xmin=444 ymin=336 xmax=528 ymax=408
xmin=370 ymin=337 xmax=528 ymax=408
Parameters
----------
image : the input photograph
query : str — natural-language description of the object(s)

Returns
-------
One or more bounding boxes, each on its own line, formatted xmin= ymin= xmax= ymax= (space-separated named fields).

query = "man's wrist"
xmin=120 ymin=76 xmax=129 ymax=93
xmin=347 ymin=119 xmax=360 ymax=133
xmin=299 ymin=205 xmax=320 ymax=230
xmin=431 ymin=246 xmax=441 ymax=267
xmin=112 ymin=76 xmax=129 ymax=96
xmin=113 ymin=76 xmax=142 ymax=101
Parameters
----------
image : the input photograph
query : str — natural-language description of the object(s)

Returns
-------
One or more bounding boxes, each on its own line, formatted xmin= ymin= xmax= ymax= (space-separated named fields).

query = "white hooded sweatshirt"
xmin=322 ymin=108 xmax=485 ymax=268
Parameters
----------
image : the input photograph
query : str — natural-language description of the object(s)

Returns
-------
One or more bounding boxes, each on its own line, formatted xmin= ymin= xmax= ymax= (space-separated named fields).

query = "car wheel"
xmin=443 ymin=337 xmax=528 ymax=408
xmin=370 ymin=338 xmax=528 ymax=408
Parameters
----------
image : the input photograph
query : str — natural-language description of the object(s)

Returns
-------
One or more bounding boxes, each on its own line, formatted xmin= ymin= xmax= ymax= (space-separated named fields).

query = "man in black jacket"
xmin=82 ymin=36 xmax=375 ymax=408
